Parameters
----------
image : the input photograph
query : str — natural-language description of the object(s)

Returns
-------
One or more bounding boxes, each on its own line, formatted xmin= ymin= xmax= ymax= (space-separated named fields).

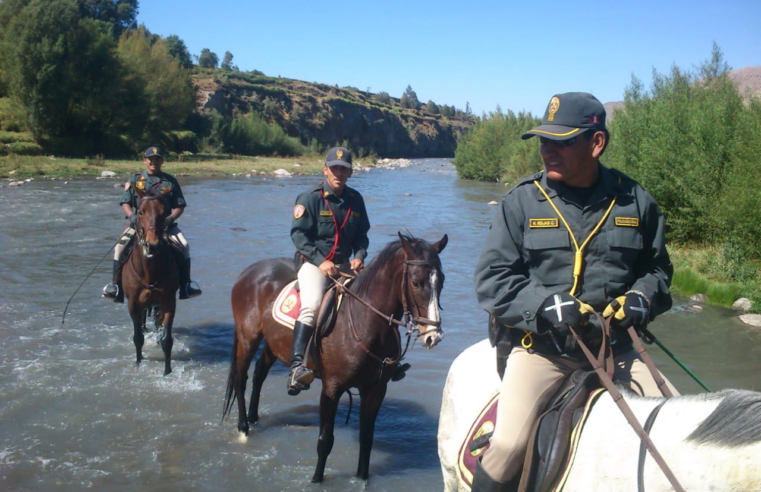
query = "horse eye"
xmin=412 ymin=281 xmax=421 ymax=288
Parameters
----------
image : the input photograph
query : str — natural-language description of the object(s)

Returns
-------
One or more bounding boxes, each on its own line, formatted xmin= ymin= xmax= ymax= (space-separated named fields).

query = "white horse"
xmin=438 ymin=339 xmax=761 ymax=492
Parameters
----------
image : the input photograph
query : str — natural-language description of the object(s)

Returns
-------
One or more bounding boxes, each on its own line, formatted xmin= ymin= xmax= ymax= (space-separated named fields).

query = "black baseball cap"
xmin=325 ymin=147 xmax=352 ymax=168
xmin=522 ymin=92 xmax=606 ymax=140
xmin=144 ymin=146 xmax=163 ymax=158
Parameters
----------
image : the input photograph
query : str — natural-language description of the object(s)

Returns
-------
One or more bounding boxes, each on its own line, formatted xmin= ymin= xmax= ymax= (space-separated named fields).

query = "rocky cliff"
xmin=193 ymin=72 xmax=473 ymax=158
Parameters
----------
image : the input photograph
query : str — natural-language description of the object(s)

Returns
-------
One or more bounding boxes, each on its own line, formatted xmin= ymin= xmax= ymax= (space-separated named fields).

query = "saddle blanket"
xmin=271 ymin=280 xmax=301 ymax=329
xmin=271 ymin=279 xmax=350 ymax=330
xmin=457 ymin=387 xmax=606 ymax=491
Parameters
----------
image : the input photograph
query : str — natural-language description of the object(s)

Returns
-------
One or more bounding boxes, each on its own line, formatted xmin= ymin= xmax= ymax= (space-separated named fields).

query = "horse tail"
xmin=221 ymin=334 xmax=239 ymax=422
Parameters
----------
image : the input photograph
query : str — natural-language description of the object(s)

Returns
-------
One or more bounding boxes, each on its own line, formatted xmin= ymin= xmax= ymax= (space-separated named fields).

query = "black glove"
xmin=164 ymin=216 xmax=176 ymax=230
xmin=538 ymin=292 xmax=595 ymax=336
xmin=128 ymin=213 xmax=138 ymax=226
xmin=603 ymin=290 xmax=650 ymax=330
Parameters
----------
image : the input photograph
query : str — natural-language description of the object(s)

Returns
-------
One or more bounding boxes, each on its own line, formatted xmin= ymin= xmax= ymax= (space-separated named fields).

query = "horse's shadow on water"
xmin=255 ymin=395 xmax=441 ymax=475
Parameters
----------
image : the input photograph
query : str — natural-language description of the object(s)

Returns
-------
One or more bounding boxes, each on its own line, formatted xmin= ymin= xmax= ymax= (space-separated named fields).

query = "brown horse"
xmin=223 ymin=232 xmax=448 ymax=483
xmin=121 ymin=187 xmax=180 ymax=375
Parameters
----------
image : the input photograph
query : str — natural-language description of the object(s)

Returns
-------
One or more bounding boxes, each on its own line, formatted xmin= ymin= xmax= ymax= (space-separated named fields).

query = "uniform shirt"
xmin=291 ymin=181 xmax=370 ymax=266
xmin=474 ymin=164 xmax=672 ymax=338
xmin=120 ymin=170 xmax=187 ymax=211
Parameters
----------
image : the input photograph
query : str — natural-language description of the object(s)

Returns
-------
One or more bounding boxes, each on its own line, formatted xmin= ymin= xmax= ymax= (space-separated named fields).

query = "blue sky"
xmin=138 ymin=0 xmax=760 ymax=117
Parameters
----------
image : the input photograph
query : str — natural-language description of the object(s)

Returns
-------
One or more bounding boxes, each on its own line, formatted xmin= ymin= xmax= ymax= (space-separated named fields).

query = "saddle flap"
xmin=522 ymin=370 xmax=603 ymax=492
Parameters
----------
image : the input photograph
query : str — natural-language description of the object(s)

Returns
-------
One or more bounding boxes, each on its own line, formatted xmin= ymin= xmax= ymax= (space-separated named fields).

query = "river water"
xmin=1 ymin=159 xmax=759 ymax=492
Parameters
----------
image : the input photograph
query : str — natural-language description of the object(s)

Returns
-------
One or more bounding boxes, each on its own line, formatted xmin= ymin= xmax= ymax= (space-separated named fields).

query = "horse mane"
xmin=351 ymin=233 xmax=442 ymax=297
xmin=686 ymin=389 xmax=761 ymax=447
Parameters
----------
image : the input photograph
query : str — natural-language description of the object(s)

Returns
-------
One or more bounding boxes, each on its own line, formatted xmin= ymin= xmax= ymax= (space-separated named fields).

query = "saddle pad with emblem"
xmin=272 ymin=280 xmax=301 ymax=329
xmin=271 ymin=279 xmax=352 ymax=330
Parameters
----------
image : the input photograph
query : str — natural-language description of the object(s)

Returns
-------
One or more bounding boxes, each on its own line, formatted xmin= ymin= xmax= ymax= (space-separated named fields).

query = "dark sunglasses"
xmin=539 ymin=136 xmax=579 ymax=147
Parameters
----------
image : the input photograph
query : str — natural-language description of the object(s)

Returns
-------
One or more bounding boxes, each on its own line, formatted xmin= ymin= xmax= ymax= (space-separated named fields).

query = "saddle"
xmin=459 ymin=370 xmax=605 ymax=492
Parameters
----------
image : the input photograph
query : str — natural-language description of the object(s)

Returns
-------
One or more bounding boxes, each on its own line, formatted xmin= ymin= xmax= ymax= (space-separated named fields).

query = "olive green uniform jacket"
xmin=120 ymin=170 xmax=187 ymax=212
xmin=474 ymin=165 xmax=672 ymax=356
xmin=291 ymin=182 xmax=370 ymax=266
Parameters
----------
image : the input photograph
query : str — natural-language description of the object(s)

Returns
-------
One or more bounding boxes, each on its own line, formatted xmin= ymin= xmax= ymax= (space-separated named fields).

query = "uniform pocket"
xmin=606 ymin=227 xmax=643 ymax=287
xmin=524 ymin=230 xmax=574 ymax=287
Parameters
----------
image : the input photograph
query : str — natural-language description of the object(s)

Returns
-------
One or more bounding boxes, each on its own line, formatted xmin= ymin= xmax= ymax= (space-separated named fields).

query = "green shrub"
xmin=0 ymin=131 xmax=34 ymax=144
xmin=8 ymin=142 xmax=43 ymax=155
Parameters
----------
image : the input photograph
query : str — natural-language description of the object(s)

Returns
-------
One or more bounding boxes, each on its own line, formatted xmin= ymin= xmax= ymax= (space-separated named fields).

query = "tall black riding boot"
xmin=178 ymin=258 xmax=202 ymax=300
xmin=287 ymin=321 xmax=315 ymax=395
xmin=102 ymin=260 xmax=124 ymax=303
xmin=470 ymin=457 xmax=519 ymax=492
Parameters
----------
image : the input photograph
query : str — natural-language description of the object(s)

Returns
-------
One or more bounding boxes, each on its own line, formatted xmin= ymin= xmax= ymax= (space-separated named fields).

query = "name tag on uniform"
xmin=615 ymin=217 xmax=639 ymax=227
xmin=319 ymin=210 xmax=333 ymax=217
xmin=529 ymin=218 xmax=558 ymax=228
xmin=351 ymin=211 xmax=361 ymax=218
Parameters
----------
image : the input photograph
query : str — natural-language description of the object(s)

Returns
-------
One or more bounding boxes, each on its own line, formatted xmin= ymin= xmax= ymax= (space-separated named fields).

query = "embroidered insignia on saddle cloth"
xmin=271 ymin=279 xmax=351 ymax=330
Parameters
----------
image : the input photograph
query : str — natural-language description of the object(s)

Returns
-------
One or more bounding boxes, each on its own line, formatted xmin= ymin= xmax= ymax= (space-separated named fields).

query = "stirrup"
xmin=287 ymin=366 xmax=314 ymax=395
xmin=181 ymin=281 xmax=202 ymax=299
xmin=102 ymin=283 xmax=119 ymax=300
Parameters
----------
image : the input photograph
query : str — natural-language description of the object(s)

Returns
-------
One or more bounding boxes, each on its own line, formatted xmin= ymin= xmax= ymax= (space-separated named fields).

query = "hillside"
xmin=192 ymin=71 xmax=474 ymax=158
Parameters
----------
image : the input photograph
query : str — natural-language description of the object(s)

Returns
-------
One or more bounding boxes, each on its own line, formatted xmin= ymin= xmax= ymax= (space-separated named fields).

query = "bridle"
xmin=330 ymin=256 xmax=442 ymax=370
xmin=130 ymin=196 xmax=167 ymax=292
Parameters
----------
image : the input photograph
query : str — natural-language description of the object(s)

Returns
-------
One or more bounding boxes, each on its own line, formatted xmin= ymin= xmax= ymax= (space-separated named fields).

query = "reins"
xmin=567 ymin=313 xmax=686 ymax=492
xmin=327 ymin=257 xmax=441 ymax=374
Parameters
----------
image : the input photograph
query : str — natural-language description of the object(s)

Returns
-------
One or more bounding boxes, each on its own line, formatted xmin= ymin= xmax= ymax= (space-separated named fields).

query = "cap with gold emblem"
xmin=325 ymin=146 xmax=352 ymax=168
xmin=522 ymin=92 xmax=606 ymax=141
xmin=144 ymin=146 xmax=163 ymax=158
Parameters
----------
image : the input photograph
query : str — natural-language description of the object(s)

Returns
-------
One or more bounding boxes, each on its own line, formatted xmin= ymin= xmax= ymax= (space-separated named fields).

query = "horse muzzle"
xmin=419 ymin=326 xmax=444 ymax=349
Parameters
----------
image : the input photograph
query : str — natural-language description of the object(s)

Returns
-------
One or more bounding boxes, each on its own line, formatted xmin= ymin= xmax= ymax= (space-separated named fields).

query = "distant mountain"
xmin=603 ymin=66 xmax=761 ymax=122
xmin=192 ymin=71 xmax=475 ymax=158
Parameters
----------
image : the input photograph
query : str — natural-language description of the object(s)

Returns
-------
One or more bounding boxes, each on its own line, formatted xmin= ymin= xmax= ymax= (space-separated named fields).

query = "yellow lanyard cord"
xmin=521 ymin=181 xmax=617 ymax=349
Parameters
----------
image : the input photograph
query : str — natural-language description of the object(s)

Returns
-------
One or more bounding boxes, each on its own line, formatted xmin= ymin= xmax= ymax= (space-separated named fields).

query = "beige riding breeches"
xmin=114 ymin=226 xmax=189 ymax=261
xmin=481 ymin=346 xmax=679 ymax=482
xmin=296 ymin=261 xmax=351 ymax=326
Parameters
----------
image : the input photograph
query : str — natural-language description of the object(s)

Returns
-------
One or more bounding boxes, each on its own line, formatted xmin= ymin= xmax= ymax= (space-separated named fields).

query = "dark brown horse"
xmin=122 ymin=187 xmax=180 ymax=375
xmin=223 ymin=232 xmax=448 ymax=483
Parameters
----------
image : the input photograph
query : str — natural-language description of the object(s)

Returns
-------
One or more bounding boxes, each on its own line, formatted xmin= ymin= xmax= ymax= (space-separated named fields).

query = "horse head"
xmin=134 ymin=187 xmax=170 ymax=259
xmin=398 ymin=232 xmax=448 ymax=349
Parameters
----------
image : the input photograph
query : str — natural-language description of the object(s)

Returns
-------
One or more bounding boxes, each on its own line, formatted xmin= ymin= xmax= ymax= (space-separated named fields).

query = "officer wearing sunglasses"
xmin=471 ymin=92 xmax=677 ymax=491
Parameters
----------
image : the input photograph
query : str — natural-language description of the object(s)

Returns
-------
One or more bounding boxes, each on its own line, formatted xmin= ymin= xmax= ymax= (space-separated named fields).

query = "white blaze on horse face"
xmin=421 ymin=270 xmax=443 ymax=349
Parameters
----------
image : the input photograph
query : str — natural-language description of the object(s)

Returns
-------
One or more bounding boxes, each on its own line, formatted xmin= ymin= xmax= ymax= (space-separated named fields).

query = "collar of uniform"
xmin=141 ymin=169 xmax=165 ymax=181
xmin=321 ymin=181 xmax=350 ymax=200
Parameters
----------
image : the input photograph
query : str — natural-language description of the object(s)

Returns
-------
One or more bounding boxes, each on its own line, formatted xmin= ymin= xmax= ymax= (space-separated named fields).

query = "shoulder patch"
xmin=294 ymin=204 xmax=305 ymax=219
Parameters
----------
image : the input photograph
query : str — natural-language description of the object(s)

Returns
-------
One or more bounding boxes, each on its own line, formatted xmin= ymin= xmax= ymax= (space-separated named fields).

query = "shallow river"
xmin=1 ymin=159 xmax=759 ymax=492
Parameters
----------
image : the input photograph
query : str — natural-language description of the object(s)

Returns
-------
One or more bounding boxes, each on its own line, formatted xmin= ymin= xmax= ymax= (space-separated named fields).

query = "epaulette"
xmin=505 ymin=171 xmax=543 ymax=195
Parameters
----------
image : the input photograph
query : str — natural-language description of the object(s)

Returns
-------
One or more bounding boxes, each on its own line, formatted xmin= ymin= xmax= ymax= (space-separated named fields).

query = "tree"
xmin=221 ymin=50 xmax=234 ymax=70
xmin=117 ymin=26 xmax=195 ymax=145
xmin=198 ymin=48 xmax=218 ymax=69
xmin=372 ymin=91 xmax=391 ymax=105
xmin=425 ymin=100 xmax=440 ymax=115
xmin=165 ymin=34 xmax=193 ymax=69
xmin=0 ymin=0 xmax=127 ymax=152
xmin=400 ymin=85 xmax=420 ymax=109
xmin=78 ymin=0 xmax=138 ymax=38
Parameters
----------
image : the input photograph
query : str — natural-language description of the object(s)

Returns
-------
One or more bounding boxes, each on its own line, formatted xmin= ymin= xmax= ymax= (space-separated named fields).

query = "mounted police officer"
xmin=471 ymin=93 xmax=678 ymax=491
xmin=102 ymin=146 xmax=201 ymax=303
xmin=288 ymin=146 xmax=370 ymax=395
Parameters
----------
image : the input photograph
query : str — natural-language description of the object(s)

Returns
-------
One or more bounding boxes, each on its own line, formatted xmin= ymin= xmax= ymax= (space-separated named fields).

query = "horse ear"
xmin=433 ymin=234 xmax=448 ymax=254
xmin=398 ymin=232 xmax=414 ymax=256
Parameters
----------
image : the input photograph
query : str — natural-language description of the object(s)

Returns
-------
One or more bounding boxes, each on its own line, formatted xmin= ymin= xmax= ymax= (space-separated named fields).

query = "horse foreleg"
xmin=312 ymin=388 xmax=342 ymax=483
xmin=160 ymin=307 xmax=175 ymax=376
xmin=357 ymin=382 xmax=388 ymax=480
xmin=249 ymin=344 xmax=276 ymax=425
xmin=129 ymin=307 xmax=144 ymax=367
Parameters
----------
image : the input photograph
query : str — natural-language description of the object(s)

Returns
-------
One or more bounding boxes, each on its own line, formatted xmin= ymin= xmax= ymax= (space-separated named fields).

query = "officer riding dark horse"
xmin=102 ymin=146 xmax=201 ymax=303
